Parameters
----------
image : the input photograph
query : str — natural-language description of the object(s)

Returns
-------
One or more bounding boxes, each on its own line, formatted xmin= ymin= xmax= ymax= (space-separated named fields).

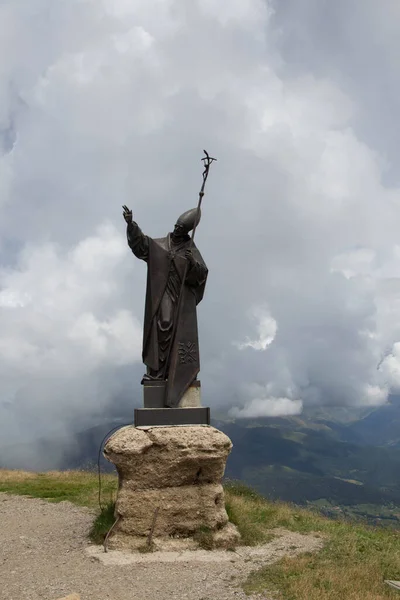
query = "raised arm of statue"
xmin=123 ymin=205 xmax=149 ymax=262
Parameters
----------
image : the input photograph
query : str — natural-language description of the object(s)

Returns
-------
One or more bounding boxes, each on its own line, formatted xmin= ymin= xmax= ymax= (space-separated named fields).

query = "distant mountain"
xmin=346 ymin=395 xmax=400 ymax=447
xmin=302 ymin=404 xmax=373 ymax=425
xmin=213 ymin=415 xmax=400 ymax=526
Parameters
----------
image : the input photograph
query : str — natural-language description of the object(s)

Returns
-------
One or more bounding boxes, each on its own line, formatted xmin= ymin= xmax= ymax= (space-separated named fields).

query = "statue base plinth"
xmin=134 ymin=407 xmax=210 ymax=427
xmin=103 ymin=425 xmax=240 ymax=551
xmin=142 ymin=380 xmax=202 ymax=408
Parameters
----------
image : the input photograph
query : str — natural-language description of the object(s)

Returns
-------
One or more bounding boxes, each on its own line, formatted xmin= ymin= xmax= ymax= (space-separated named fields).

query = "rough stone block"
xmin=104 ymin=425 xmax=232 ymax=489
xmin=116 ymin=483 xmax=228 ymax=536
xmin=213 ymin=522 xmax=241 ymax=549
xmin=103 ymin=424 xmax=238 ymax=550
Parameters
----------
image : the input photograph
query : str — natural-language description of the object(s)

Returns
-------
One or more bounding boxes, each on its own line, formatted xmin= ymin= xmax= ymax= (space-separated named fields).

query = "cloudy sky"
xmin=1 ymin=0 xmax=400 ymax=463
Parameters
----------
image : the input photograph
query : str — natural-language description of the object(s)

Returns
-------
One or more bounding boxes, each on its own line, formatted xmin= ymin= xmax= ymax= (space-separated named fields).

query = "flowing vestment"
xmin=127 ymin=222 xmax=208 ymax=407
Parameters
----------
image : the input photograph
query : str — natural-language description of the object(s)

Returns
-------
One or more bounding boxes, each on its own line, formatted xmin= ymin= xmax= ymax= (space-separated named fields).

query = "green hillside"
xmin=217 ymin=417 xmax=400 ymax=527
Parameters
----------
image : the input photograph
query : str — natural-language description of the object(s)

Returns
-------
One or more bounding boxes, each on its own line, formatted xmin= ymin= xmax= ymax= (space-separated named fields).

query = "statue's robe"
xmin=127 ymin=222 xmax=208 ymax=407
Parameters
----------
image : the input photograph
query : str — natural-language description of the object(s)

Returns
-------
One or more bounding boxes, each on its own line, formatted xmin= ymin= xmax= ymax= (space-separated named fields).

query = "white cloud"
xmin=230 ymin=382 xmax=302 ymax=418
xmin=1 ymin=0 xmax=400 ymax=462
xmin=379 ymin=344 xmax=400 ymax=392
xmin=0 ymin=224 xmax=142 ymax=454
xmin=363 ymin=384 xmax=388 ymax=406
xmin=231 ymin=397 xmax=303 ymax=419
xmin=235 ymin=305 xmax=277 ymax=351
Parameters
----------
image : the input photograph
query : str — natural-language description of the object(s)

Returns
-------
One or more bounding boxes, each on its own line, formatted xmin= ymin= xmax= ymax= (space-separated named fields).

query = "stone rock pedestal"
xmin=103 ymin=425 xmax=240 ymax=551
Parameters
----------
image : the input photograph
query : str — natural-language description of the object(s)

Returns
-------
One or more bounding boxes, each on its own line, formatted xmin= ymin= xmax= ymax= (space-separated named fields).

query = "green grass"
xmin=89 ymin=501 xmax=116 ymax=544
xmin=225 ymin=480 xmax=400 ymax=600
xmin=193 ymin=526 xmax=216 ymax=550
xmin=225 ymin=479 xmax=275 ymax=546
xmin=243 ymin=524 xmax=400 ymax=600
xmin=0 ymin=469 xmax=117 ymax=508
xmin=2 ymin=470 xmax=400 ymax=599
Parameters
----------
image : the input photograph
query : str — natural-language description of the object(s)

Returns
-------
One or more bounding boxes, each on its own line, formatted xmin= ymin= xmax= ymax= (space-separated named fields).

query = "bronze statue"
xmin=122 ymin=150 xmax=216 ymax=412
xmin=123 ymin=205 xmax=208 ymax=407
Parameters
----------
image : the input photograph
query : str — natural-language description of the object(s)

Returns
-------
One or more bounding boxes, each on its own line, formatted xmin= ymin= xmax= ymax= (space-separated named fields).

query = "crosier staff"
xmin=164 ymin=150 xmax=217 ymax=405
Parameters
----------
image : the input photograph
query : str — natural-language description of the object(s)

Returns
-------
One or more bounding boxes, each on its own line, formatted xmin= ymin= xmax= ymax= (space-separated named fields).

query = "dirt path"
xmin=0 ymin=493 xmax=322 ymax=600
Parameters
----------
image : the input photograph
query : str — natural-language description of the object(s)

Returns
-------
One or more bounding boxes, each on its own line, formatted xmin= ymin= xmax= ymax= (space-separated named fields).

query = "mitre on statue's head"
xmin=176 ymin=208 xmax=201 ymax=232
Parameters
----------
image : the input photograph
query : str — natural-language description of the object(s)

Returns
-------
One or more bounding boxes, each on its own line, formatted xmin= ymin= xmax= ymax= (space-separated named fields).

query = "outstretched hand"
xmin=122 ymin=205 xmax=133 ymax=224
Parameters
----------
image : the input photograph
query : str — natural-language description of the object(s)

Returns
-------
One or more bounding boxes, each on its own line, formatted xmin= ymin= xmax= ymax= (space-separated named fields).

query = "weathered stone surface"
xmin=104 ymin=425 xmax=152 ymax=457
xmin=56 ymin=595 xmax=80 ymax=600
xmin=104 ymin=425 xmax=232 ymax=488
xmin=104 ymin=424 xmax=239 ymax=550
xmin=116 ymin=484 xmax=228 ymax=536
xmin=179 ymin=385 xmax=201 ymax=407
xmin=212 ymin=522 xmax=241 ymax=549
xmin=106 ymin=532 xmax=199 ymax=553
xmin=106 ymin=526 xmax=241 ymax=553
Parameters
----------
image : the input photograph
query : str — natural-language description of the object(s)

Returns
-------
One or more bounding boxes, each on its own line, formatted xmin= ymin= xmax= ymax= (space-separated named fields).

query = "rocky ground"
xmin=0 ymin=493 xmax=322 ymax=600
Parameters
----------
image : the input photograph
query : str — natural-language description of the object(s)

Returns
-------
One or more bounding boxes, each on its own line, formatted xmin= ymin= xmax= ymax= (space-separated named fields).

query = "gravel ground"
xmin=0 ymin=493 xmax=322 ymax=600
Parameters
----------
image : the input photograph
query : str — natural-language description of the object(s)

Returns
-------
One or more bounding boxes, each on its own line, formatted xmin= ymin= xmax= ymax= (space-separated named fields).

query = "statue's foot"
xmin=141 ymin=373 xmax=166 ymax=383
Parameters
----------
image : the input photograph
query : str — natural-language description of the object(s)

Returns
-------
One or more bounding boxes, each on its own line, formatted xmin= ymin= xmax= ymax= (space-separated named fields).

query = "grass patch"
xmin=0 ymin=469 xmax=117 ymax=508
xmin=224 ymin=481 xmax=400 ymax=600
xmin=225 ymin=479 xmax=279 ymax=546
xmin=89 ymin=501 xmax=116 ymax=544
xmin=193 ymin=526 xmax=215 ymax=550
xmin=244 ymin=524 xmax=400 ymax=600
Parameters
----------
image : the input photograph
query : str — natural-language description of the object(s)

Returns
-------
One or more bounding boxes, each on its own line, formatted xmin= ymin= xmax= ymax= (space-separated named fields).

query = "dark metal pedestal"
xmin=142 ymin=380 xmax=167 ymax=408
xmin=134 ymin=407 xmax=210 ymax=427
xmin=142 ymin=379 xmax=201 ymax=408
